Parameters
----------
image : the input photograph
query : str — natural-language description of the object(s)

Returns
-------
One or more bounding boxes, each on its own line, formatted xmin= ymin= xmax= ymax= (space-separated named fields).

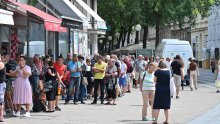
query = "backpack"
xmin=32 ymin=99 xmax=46 ymax=112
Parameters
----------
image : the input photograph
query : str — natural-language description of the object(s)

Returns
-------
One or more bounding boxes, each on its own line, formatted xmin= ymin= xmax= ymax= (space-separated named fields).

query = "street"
xmin=4 ymin=71 xmax=220 ymax=124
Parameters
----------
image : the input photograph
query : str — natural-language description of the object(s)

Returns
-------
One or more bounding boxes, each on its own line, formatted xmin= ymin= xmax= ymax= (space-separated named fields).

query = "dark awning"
xmin=44 ymin=0 xmax=83 ymax=29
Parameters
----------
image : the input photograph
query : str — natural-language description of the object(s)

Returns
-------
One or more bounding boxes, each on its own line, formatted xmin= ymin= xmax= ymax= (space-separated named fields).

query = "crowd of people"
xmin=0 ymin=50 xmax=218 ymax=123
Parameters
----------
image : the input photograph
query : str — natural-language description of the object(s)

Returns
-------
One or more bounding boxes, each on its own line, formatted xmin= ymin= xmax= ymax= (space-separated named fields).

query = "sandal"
xmin=163 ymin=122 xmax=169 ymax=124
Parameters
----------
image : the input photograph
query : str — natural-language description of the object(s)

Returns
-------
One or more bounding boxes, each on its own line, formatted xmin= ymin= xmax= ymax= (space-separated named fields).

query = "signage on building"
xmin=136 ymin=49 xmax=154 ymax=57
xmin=61 ymin=18 xmax=83 ymax=29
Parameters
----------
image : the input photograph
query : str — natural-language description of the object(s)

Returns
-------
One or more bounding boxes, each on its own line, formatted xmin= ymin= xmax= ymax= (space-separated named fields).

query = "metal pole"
xmin=27 ymin=17 xmax=30 ymax=59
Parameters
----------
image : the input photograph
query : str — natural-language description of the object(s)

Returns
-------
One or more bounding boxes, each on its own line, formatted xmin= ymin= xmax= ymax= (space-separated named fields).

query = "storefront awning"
xmin=62 ymin=0 xmax=91 ymax=30
xmin=6 ymin=0 xmax=66 ymax=32
xmin=0 ymin=9 xmax=14 ymax=25
xmin=44 ymin=0 xmax=83 ymax=29
xmin=75 ymin=0 xmax=107 ymax=30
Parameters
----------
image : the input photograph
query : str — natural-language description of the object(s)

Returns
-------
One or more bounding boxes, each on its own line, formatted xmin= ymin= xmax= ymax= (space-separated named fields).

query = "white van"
xmin=155 ymin=39 xmax=194 ymax=75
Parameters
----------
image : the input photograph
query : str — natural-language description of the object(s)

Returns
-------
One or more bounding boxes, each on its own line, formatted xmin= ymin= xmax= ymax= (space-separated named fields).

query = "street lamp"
xmin=108 ymin=36 xmax=112 ymax=41
xmin=107 ymin=36 xmax=113 ymax=54
xmin=114 ymin=32 xmax=120 ymax=49
xmin=99 ymin=39 xmax=103 ymax=44
xmin=135 ymin=24 xmax=141 ymax=44
xmin=115 ymin=32 xmax=120 ymax=38
xmin=99 ymin=40 xmax=104 ymax=55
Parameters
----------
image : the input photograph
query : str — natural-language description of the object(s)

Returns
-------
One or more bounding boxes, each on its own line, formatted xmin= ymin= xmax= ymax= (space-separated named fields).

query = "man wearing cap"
xmin=65 ymin=54 xmax=82 ymax=105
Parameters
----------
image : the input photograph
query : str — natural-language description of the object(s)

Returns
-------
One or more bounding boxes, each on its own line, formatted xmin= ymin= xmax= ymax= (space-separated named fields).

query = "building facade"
xmin=0 ymin=0 xmax=106 ymax=60
xmin=207 ymin=6 xmax=220 ymax=62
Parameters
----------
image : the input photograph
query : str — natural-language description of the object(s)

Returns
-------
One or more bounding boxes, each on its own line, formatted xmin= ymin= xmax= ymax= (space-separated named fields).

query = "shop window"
xmin=59 ymin=32 xmax=68 ymax=59
xmin=48 ymin=31 xmax=55 ymax=58
xmin=0 ymin=26 xmax=9 ymax=54
xmin=27 ymin=22 xmax=45 ymax=58
xmin=17 ymin=29 xmax=27 ymax=55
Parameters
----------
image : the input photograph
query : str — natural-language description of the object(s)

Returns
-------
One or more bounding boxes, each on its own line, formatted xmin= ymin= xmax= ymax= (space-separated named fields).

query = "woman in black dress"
xmin=153 ymin=60 xmax=171 ymax=124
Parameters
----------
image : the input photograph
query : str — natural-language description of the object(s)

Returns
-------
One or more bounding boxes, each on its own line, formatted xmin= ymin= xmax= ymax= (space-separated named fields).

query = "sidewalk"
xmin=4 ymin=84 xmax=220 ymax=124
xmin=189 ymin=103 xmax=220 ymax=124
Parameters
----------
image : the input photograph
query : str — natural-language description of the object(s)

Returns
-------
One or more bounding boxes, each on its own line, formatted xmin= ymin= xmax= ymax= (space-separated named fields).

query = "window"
xmin=59 ymin=32 xmax=69 ymax=59
xmin=0 ymin=26 xmax=9 ymax=54
xmin=27 ymin=22 xmax=45 ymax=57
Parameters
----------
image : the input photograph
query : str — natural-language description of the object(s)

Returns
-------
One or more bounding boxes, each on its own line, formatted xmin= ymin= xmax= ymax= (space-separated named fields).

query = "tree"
xmin=98 ymin=0 xmax=142 ymax=50
xmin=151 ymin=0 xmax=220 ymax=48
xmin=98 ymin=0 xmax=121 ymax=52
xmin=139 ymin=0 xmax=155 ymax=49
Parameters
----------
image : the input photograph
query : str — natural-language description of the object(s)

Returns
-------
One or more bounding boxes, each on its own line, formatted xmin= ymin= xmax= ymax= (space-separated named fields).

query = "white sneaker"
xmin=23 ymin=112 xmax=30 ymax=117
xmin=10 ymin=111 xmax=16 ymax=116
xmin=12 ymin=111 xmax=16 ymax=116
xmin=14 ymin=111 xmax=21 ymax=117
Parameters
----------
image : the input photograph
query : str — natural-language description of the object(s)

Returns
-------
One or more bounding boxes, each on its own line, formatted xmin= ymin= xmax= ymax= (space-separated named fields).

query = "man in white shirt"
xmin=165 ymin=57 xmax=172 ymax=70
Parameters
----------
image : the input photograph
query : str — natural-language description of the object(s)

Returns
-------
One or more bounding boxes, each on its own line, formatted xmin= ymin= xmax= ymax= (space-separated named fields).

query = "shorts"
xmin=107 ymin=85 xmax=116 ymax=99
xmin=174 ymin=74 xmax=181 ymax=87
xmin=126 ymin=73 xmax=131 ymax=83
xmin=0 ymin=82 xmax=6 ymax=104
xmin=135 ymin=72 xmax=142 ymax=81
xmin=119 ymin=76 xmax=127 ymax=88
xmin=46 ymin=82 xmax=58 ymax=101
xmin=6 ymin=80 xmax=13 ymax=91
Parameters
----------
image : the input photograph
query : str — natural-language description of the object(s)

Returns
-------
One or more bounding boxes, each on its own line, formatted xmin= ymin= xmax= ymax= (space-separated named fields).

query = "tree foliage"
xmin=98 ymin=0 xmax=220 ymax=50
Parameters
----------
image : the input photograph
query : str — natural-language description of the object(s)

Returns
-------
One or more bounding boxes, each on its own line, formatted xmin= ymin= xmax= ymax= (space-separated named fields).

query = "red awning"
xmin=7 ymin=0 xmax=66 ymax=32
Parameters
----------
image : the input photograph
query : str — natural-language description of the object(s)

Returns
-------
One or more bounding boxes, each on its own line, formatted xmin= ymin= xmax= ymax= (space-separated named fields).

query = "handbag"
xmin=82 ymin=77 xmax=88 ymax=85
xmin=170 ymin=70 xmax=176 ymax=96
xmin=44 ymin=80 xmax=53 ymax=92
xmin=216 ymin=80 xmax=220 ymax=88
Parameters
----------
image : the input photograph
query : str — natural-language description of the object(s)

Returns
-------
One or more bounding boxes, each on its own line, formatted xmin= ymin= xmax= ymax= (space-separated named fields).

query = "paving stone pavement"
xmin=3 ymin=84 xmax=220 ymax=124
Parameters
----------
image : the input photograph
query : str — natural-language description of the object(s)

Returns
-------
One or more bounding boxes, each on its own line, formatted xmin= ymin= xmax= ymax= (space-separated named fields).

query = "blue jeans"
xmin=30 ymin=75 xmax=40 ymax=97
xmin=65 ymin=77 xmax=80 ymax=102
xmin=79 ymin=83 xmax=87 ymax=102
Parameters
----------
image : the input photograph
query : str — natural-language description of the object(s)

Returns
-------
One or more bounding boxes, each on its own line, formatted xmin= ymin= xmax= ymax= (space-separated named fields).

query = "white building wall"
xmin=207 ymin=6 xmax=220 ymax=58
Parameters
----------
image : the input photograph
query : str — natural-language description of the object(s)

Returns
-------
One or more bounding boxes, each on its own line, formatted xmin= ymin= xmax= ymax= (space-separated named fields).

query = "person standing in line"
xmin=111 ymin=55 xmax=121 ymax=97
xmin=119 ymin=58 xmax=127 ymax=96
xmin=53 ymin=56 xmax=67 ymax=110
xmin=91 ymin=56 xmax=107 ymax=104
xmin=13 ymin=56 xmax=32 ymax=117
xmin=45 ymin=60 xmax=58 ymax=112
xmin=171 ymin=55 xmax=184 ymax=99
xmin=105 ymin=59 xmax=118 ymax=105
xmin=124 ymin=56 xmax=133 ymax=93
xmin=211 ymin=58 xmax=216 ymax=73
xmin=4 ymin=53 xmax=17 ymax=116
xmin=30 ymin=55 xmax=42 ymax=98
xmin=64 ymin=53 xmax=72 ymax=66
xmin=134 ymin=55 xmax=146 ymax=88
xmin=0 ymin=54 xmax=6 ymax=122
xmin=189 ymin=58 xmax=199 ymax=91
xmin=65 ymin=54 xmax=82 ymax=105
xmin=140 ymin=63 xmax=156 ymax=121
xmin=85 ymin=58 xmax=94 ymax=99
xmin=153 ymin=60 xmax=171 ymax=124
xmin=78 ymin=55 xmax=87 ymax=104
